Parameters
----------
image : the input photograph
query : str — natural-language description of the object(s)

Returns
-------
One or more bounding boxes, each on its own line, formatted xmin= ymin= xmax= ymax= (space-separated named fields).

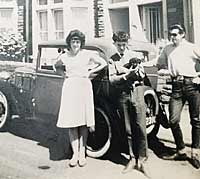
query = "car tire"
xmin=144 ymin=87 xmax=160 ymax=136
xmin=86 ymin=107 xmax=112 ymax=158
xmin=0 ymin=91 xmax=10 ymax=131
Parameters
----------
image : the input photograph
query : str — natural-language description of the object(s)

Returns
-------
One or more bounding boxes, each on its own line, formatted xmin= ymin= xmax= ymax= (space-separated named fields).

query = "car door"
xmin=32 ymin=46 xmax=64 ymax=121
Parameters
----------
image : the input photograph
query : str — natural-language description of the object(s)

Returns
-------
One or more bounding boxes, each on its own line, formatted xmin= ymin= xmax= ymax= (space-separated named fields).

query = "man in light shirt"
xmin=157 ymin=24 xmax=200 ymax=169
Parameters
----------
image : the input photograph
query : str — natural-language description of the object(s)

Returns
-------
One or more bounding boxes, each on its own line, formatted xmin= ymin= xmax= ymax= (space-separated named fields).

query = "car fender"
xmin=0 ymin=80 xmax=21 ymax=116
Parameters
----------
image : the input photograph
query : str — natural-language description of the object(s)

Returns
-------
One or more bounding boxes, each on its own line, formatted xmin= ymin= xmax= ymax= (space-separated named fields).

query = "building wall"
xmin=32 ymin=0 xmax=94 ymax=57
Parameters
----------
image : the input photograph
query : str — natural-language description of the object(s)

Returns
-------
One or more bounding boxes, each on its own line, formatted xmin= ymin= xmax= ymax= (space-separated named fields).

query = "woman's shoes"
xmin=69 ymin=156 xmax=87 ymax=167
xmin=69 ymin=156 xmax=78 ymax=167
xmin=78 ymin=157 xmax=87 ymax=167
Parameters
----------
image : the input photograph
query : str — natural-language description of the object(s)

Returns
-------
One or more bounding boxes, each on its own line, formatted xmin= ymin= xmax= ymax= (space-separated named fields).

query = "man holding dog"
xmin=108 ymin=31 xmax=150 ymax=177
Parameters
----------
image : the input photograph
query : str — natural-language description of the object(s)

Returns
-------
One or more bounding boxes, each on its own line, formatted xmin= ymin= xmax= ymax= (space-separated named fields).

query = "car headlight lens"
xmin=0 ymin=71 xmax=11 ymax=80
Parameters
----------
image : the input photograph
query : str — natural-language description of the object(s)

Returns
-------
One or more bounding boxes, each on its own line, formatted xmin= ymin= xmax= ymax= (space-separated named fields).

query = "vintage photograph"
xmin=0 ymin=0 xmax=200 ymax=179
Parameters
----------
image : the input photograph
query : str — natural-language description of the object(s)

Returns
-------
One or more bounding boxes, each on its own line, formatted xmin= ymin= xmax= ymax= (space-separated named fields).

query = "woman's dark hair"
xmin=66 ymin=29 xmax=85 ymax=49
xmin=112 ymin=31 xmax=129 ymax=42
xmin=169 ymin=23 xmax=186 ymax=34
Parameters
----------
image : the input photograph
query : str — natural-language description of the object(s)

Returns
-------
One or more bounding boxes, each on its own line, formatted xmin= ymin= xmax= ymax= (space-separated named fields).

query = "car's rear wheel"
xmin=144 ymin=89 xmax=160 ymax=136
xmin=0 ymin=91 xmax=9 ymax=130
xmin=86 ymin=107 xmax=112 ymax=158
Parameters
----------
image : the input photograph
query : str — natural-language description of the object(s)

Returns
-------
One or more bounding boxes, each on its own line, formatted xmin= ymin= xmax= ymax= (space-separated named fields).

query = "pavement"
xmin=0 ymin=105 xmax=199 ymax=179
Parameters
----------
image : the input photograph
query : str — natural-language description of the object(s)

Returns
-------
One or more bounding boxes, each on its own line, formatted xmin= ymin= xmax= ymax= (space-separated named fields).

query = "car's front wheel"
xmin=86 ymin=107 xmax=112 ymax=158
xmin=144 ymin=87 xmax=160 ymax=136
xmin=0 ymin=91 xmax=9 ymax=130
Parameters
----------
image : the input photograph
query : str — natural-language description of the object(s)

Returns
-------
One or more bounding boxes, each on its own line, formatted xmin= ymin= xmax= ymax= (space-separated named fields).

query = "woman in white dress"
xmin=54 ymin=30 xmax=107 ymax=167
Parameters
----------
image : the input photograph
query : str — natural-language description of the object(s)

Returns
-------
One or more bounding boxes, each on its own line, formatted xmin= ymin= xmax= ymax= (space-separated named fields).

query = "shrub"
xmin=0 ymin=32 xmax=27 ymax=62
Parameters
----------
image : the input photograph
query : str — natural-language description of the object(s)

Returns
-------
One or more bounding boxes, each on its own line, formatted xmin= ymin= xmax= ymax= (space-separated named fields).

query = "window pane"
xmin=39 ymin=0 xmax=47 ymax=5
xmin=0 ymin=8 xmax=13 ymax=33
xmin=54 ymin=0 xmax=63 ymax=3
xmin=0 ymin=9 xmax=12 ymax=19
xmin=39 ymin=11 xmax=48 ymax=40
xmin=55 ymin=32 xmax=64 ymax=39
xmin=54 ymin=10 xmax=63 ymax=30
xmin=39 ymin=32 xmax=48 ymax=41
xmin=54 ymin=10 xmax=64 ymax=39
xmin=40 ymin=47 xmax=66 ymax=70
xmin=39 ymin=11 xmax=48 ymax=30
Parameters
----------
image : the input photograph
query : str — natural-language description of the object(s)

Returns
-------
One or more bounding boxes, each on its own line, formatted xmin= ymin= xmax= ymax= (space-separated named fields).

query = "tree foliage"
xmin=0 ymin=32 xmax=27 ymax=62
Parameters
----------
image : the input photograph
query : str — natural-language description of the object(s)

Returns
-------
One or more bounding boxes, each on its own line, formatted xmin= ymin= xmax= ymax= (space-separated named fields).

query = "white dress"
xmin=56 ymin=50 xmax=95 ymax=128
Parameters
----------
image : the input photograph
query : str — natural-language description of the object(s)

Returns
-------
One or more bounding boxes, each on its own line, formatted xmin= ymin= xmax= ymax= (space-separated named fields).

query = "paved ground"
xmin=0 ymin=105 xmax=199 ymax=179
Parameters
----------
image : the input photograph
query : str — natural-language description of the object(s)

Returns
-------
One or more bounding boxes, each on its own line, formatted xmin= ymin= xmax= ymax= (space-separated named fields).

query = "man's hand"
xmin=124 ymin=67 xmax=141 ymax=82
xmin=89 ymin=126 xmax=95 ymax=133
xmin=192 ymin=77 xmax=200 ymax=84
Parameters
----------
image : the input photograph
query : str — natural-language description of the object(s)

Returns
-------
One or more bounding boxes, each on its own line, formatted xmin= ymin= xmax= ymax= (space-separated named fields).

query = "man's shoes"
xmin=135 ymin=159 xmax=151 ymax=178
xmin=190 ymin=148 xmax=200 ymax=169
xmin=162 ymin=151 xmax=187 ymax=161
xmin=122 ymin=158 xmax=135 ymax=174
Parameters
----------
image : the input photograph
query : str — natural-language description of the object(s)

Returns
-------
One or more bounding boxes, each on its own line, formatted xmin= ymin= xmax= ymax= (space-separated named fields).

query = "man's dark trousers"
xmin=169 ymin=79 xmax=200 ymax=150
xmin=118 ymin=85 xmax=148 ymax=159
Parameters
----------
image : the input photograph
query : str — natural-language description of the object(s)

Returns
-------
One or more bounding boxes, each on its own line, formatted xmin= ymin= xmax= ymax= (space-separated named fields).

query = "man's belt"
xmin=172 ymin=76 xmax=195 ymax=82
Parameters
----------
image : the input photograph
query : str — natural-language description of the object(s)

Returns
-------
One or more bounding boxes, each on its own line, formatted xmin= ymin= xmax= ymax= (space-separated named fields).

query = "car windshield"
xmin=39 ymin=47 xmax=107 ymax=72
xmin=39 ymin=47 xmax=66 ymax=71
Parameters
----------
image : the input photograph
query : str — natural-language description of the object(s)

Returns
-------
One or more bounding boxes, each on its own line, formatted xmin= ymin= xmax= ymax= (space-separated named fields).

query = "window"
xmin=40 ymin=47 xmax=67 ymax=71
xmin=144 ymin=6 xmax=162 ymax=43
xmin=38 ymin=11 xmax=48 ymax=41
xmin=54 ymin=0 xmax=63 ymax=3
xmin=0 ymin=8 xmax=13 ymax=33
xmin=38 ymin=0 xmax=47 ymax=5
xmin=53 ymin=10 xmax=64 ymax=39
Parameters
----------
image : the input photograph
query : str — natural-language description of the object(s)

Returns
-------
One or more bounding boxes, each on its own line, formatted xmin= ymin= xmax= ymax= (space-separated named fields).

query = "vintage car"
xmin=0 ymin=38 xmax=164 ymax=158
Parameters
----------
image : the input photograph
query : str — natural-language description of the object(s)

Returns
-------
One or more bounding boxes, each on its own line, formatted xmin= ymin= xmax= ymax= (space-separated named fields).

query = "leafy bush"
xmin=0 ymin=32 xmax=27 ymax=62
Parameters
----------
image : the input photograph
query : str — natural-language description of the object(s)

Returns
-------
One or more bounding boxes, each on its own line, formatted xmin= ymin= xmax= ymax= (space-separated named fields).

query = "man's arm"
xmin=156 ymin=48 xmax=168 ymax=70
xmin=109 ymin=59 xmax=127 ymax=84
xmin=156 ymin=47 xmax=170 ymax=76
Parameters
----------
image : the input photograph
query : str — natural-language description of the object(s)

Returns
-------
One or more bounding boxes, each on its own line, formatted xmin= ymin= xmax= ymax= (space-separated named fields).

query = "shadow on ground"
xmin=148 ymin=135 xmax=176 ymax=158
xmin=101 ymin=134 xmax=178 ymax=167
xmin=6 ymin=117 xmax=72 ymax=161
xmin=3 ymin=118 xmax=184 ymax=166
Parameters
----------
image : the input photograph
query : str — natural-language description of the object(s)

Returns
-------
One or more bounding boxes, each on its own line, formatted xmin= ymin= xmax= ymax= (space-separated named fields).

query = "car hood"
xmin=15 ymin=65 xmax=36 ymax=74
xmin=128 ymin=39 xmax=156 ymax=52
